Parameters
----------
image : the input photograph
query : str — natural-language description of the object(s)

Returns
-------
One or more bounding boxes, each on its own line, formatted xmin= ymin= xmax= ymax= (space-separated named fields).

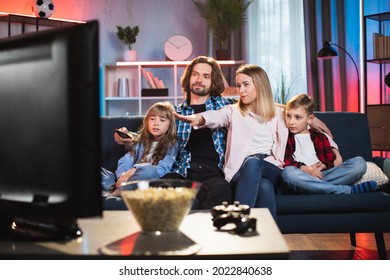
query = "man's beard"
xmin=191 ymin=84 xmax=210 ymax=97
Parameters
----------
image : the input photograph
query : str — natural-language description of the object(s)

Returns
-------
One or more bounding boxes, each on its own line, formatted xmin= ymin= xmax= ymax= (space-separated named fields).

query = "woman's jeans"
xmin=231 ymin=154 xmax=281 ymax=220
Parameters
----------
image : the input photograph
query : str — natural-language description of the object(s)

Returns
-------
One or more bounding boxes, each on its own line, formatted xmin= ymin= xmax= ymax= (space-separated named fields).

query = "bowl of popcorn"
xmin=120 ymin=179 xmax=201 ymax=232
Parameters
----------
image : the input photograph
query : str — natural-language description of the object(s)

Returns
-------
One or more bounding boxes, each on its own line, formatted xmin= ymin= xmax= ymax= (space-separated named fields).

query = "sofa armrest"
xmin=100 ymin=116 xmax=144 ymax=172
xmin=373 ymin=157 xmax=390 ymax=193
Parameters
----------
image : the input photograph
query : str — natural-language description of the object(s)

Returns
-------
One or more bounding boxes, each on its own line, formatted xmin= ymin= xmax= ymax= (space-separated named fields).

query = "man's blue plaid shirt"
xmin=171 ymin=96 xmax=237 ymax=177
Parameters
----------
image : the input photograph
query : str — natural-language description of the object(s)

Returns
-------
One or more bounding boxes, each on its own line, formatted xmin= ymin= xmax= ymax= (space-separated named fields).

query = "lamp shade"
xmin=385 ymin=72 xmax=390 ymax=87
xmin=317 ymin=41 xmax=338 ymax=59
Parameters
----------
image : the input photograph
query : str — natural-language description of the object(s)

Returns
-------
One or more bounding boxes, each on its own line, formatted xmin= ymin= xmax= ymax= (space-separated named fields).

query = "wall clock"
xmin=164 ymin=35 xmax=193 ymax=61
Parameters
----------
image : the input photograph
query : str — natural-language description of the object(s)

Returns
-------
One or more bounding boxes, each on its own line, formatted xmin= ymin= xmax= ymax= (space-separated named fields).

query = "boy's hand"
xmin=331 ymin=148 xmax=343 ymax=166
xmin=301 ymin=162 xmax=325 ymax=179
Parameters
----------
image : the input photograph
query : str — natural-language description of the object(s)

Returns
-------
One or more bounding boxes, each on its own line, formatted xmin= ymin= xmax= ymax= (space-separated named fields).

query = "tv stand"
xmin=0 ymin=215 xmax=82 ymax=241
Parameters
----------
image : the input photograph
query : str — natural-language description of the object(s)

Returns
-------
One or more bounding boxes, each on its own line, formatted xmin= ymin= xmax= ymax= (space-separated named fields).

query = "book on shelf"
xmin=386 ymin=36 xmax=390 ymax=58
xmin=152 ymin=75 xmax=161 ymax=88
xmin=372 ymin=33 xmax=390 ymax=59
xmin=141 ymin=68 xmax=157 ymax=89
xmin=156 ymin=79 xmax=165 ymax=88
xmin=141 ymin=68 xmax=166 ymax=89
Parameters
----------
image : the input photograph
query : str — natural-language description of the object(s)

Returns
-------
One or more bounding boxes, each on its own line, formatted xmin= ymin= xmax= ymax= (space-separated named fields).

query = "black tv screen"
xmin=0 ymin=21 xmax=102 ymax=240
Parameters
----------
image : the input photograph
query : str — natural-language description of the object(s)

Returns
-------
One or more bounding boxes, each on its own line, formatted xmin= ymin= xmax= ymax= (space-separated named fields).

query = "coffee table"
xmin=0 ymin=209 xmax=290 ymax=259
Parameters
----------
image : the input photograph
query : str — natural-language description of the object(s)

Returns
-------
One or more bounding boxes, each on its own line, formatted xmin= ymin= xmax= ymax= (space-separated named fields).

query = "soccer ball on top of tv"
xmin=32 ymin=0 xmax=55 ymax=19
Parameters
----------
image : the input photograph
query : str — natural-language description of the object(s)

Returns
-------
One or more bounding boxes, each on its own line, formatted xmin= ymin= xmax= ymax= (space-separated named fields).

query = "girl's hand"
xmin=116 ymin=167 xmax=136 ymax=188
xmin=114 ymin=127 xmax=136 ymax=150
xmin=114 ymin=127 xmax=129 ymax=144
xmin=173 ymin=112 xmax=205 ymax=127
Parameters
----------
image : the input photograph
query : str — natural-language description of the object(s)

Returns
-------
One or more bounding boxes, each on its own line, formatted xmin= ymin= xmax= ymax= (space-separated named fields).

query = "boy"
xmin=281 ymin=94 xmax=377 ymax=194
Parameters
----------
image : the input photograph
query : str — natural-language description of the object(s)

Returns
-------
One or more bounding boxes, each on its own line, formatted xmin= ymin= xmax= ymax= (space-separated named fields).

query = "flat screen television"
xmin=0 ymin=21 xmax=102 ymax=240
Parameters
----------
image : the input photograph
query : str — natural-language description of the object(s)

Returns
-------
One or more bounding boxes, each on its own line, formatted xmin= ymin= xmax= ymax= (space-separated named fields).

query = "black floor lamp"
xmin=317 ymin=41 xmax=360 ymax=112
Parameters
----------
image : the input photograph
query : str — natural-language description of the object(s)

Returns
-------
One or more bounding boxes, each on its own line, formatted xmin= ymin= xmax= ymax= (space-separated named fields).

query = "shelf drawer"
xmin=367 ymin=105 xmax=390 ymax=151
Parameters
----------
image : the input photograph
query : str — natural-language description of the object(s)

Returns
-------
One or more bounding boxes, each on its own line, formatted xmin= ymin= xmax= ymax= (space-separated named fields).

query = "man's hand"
xmin=301 ymin=162 xmax=326 ymax=179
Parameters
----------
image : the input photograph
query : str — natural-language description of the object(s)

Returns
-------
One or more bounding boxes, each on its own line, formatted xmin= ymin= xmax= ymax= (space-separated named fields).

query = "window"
xmin=246 ymin=0 xmax=307 ymax=103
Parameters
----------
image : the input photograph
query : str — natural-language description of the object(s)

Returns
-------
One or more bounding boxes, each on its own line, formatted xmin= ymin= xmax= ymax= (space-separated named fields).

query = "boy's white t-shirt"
xmin=293 ymin=134 xmax=320 ymax=166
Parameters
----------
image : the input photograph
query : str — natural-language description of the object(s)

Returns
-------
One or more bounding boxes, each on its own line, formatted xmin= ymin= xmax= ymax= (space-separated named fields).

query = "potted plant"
xmin=116 ymin=25 xmax=140 ymax=61
xmin=274 ymin=72 xmax=292 ymax=104
xmin=193 ymin=0 xmax=253 ymax=60
xmin=273 ymin=71 xmax=298 ymax=104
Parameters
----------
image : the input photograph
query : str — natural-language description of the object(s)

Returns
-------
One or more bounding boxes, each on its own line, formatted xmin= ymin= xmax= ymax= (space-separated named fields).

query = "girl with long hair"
xmin=113 ymin=101 xmax=178 ymax=192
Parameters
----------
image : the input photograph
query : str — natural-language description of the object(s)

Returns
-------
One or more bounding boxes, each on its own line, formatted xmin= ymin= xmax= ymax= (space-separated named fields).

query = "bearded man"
xmin=162 ymin=56 xmax=236 ymax=209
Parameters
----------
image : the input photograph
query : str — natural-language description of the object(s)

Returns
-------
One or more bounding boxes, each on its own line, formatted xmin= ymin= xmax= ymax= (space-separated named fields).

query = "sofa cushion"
xmin=353 ymin=161 xmax=389 ymax=186
xmin=276 ymin=192 xmax=390 ymax=215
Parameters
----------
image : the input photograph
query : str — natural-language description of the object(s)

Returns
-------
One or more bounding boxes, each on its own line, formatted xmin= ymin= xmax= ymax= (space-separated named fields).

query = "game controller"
xmin=211 ymin=201 xmax=257 ymax=234
xmin=211 ymin=201 xmax=250 ymax=218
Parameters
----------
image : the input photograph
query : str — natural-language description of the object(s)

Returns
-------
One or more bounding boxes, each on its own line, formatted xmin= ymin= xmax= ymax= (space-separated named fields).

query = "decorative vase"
xmin=32 ymin=0 xmax=55 ymax=19
xmin=124 ymin=50 xmax=138 ymax=62
xmin=117 ymin=78 xmax=130 ymax=97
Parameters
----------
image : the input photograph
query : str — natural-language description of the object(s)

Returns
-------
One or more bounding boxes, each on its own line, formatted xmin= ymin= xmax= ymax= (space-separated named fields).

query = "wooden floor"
xmin=284 ymin=233 xmax=390 ymax=260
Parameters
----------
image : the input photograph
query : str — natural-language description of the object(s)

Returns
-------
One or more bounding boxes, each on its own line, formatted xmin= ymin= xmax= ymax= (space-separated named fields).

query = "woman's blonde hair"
xmin=136 ymin=101 xmax=176 ymax=165
xmin=236 ymin=64 xmax=275 ymax=121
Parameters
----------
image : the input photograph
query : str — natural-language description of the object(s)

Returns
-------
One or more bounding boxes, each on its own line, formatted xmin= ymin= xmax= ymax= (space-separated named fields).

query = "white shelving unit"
xmin=102 ymin=60 xmax=245 ymax=116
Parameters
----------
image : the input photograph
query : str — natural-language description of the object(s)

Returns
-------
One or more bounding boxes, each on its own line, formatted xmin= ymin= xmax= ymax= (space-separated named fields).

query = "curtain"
xmin=245 ymin=0 xmax=361 ymax=111
xmin=303 ymin=0 xmax=361 ymax=112
xmin=245 ymin=0 xmax=307 ymax=104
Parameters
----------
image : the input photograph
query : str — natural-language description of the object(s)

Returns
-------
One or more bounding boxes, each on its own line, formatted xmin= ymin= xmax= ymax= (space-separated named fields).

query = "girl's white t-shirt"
xmin=134 ymin=141 xmax=158 ymax=168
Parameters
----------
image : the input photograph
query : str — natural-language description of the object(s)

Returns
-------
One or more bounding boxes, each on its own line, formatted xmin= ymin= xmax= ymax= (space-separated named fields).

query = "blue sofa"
xmin=100 ymin=112 xmax=390 ymax=259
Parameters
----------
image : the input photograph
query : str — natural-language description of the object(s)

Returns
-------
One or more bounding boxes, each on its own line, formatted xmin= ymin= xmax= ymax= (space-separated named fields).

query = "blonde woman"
xmin=174 ymin=64 xmax=288 ymax=219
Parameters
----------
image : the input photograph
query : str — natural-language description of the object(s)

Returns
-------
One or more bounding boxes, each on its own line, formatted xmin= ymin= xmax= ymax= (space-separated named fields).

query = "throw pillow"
xmin=354 ymin=161 xmax=389 ymax=187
